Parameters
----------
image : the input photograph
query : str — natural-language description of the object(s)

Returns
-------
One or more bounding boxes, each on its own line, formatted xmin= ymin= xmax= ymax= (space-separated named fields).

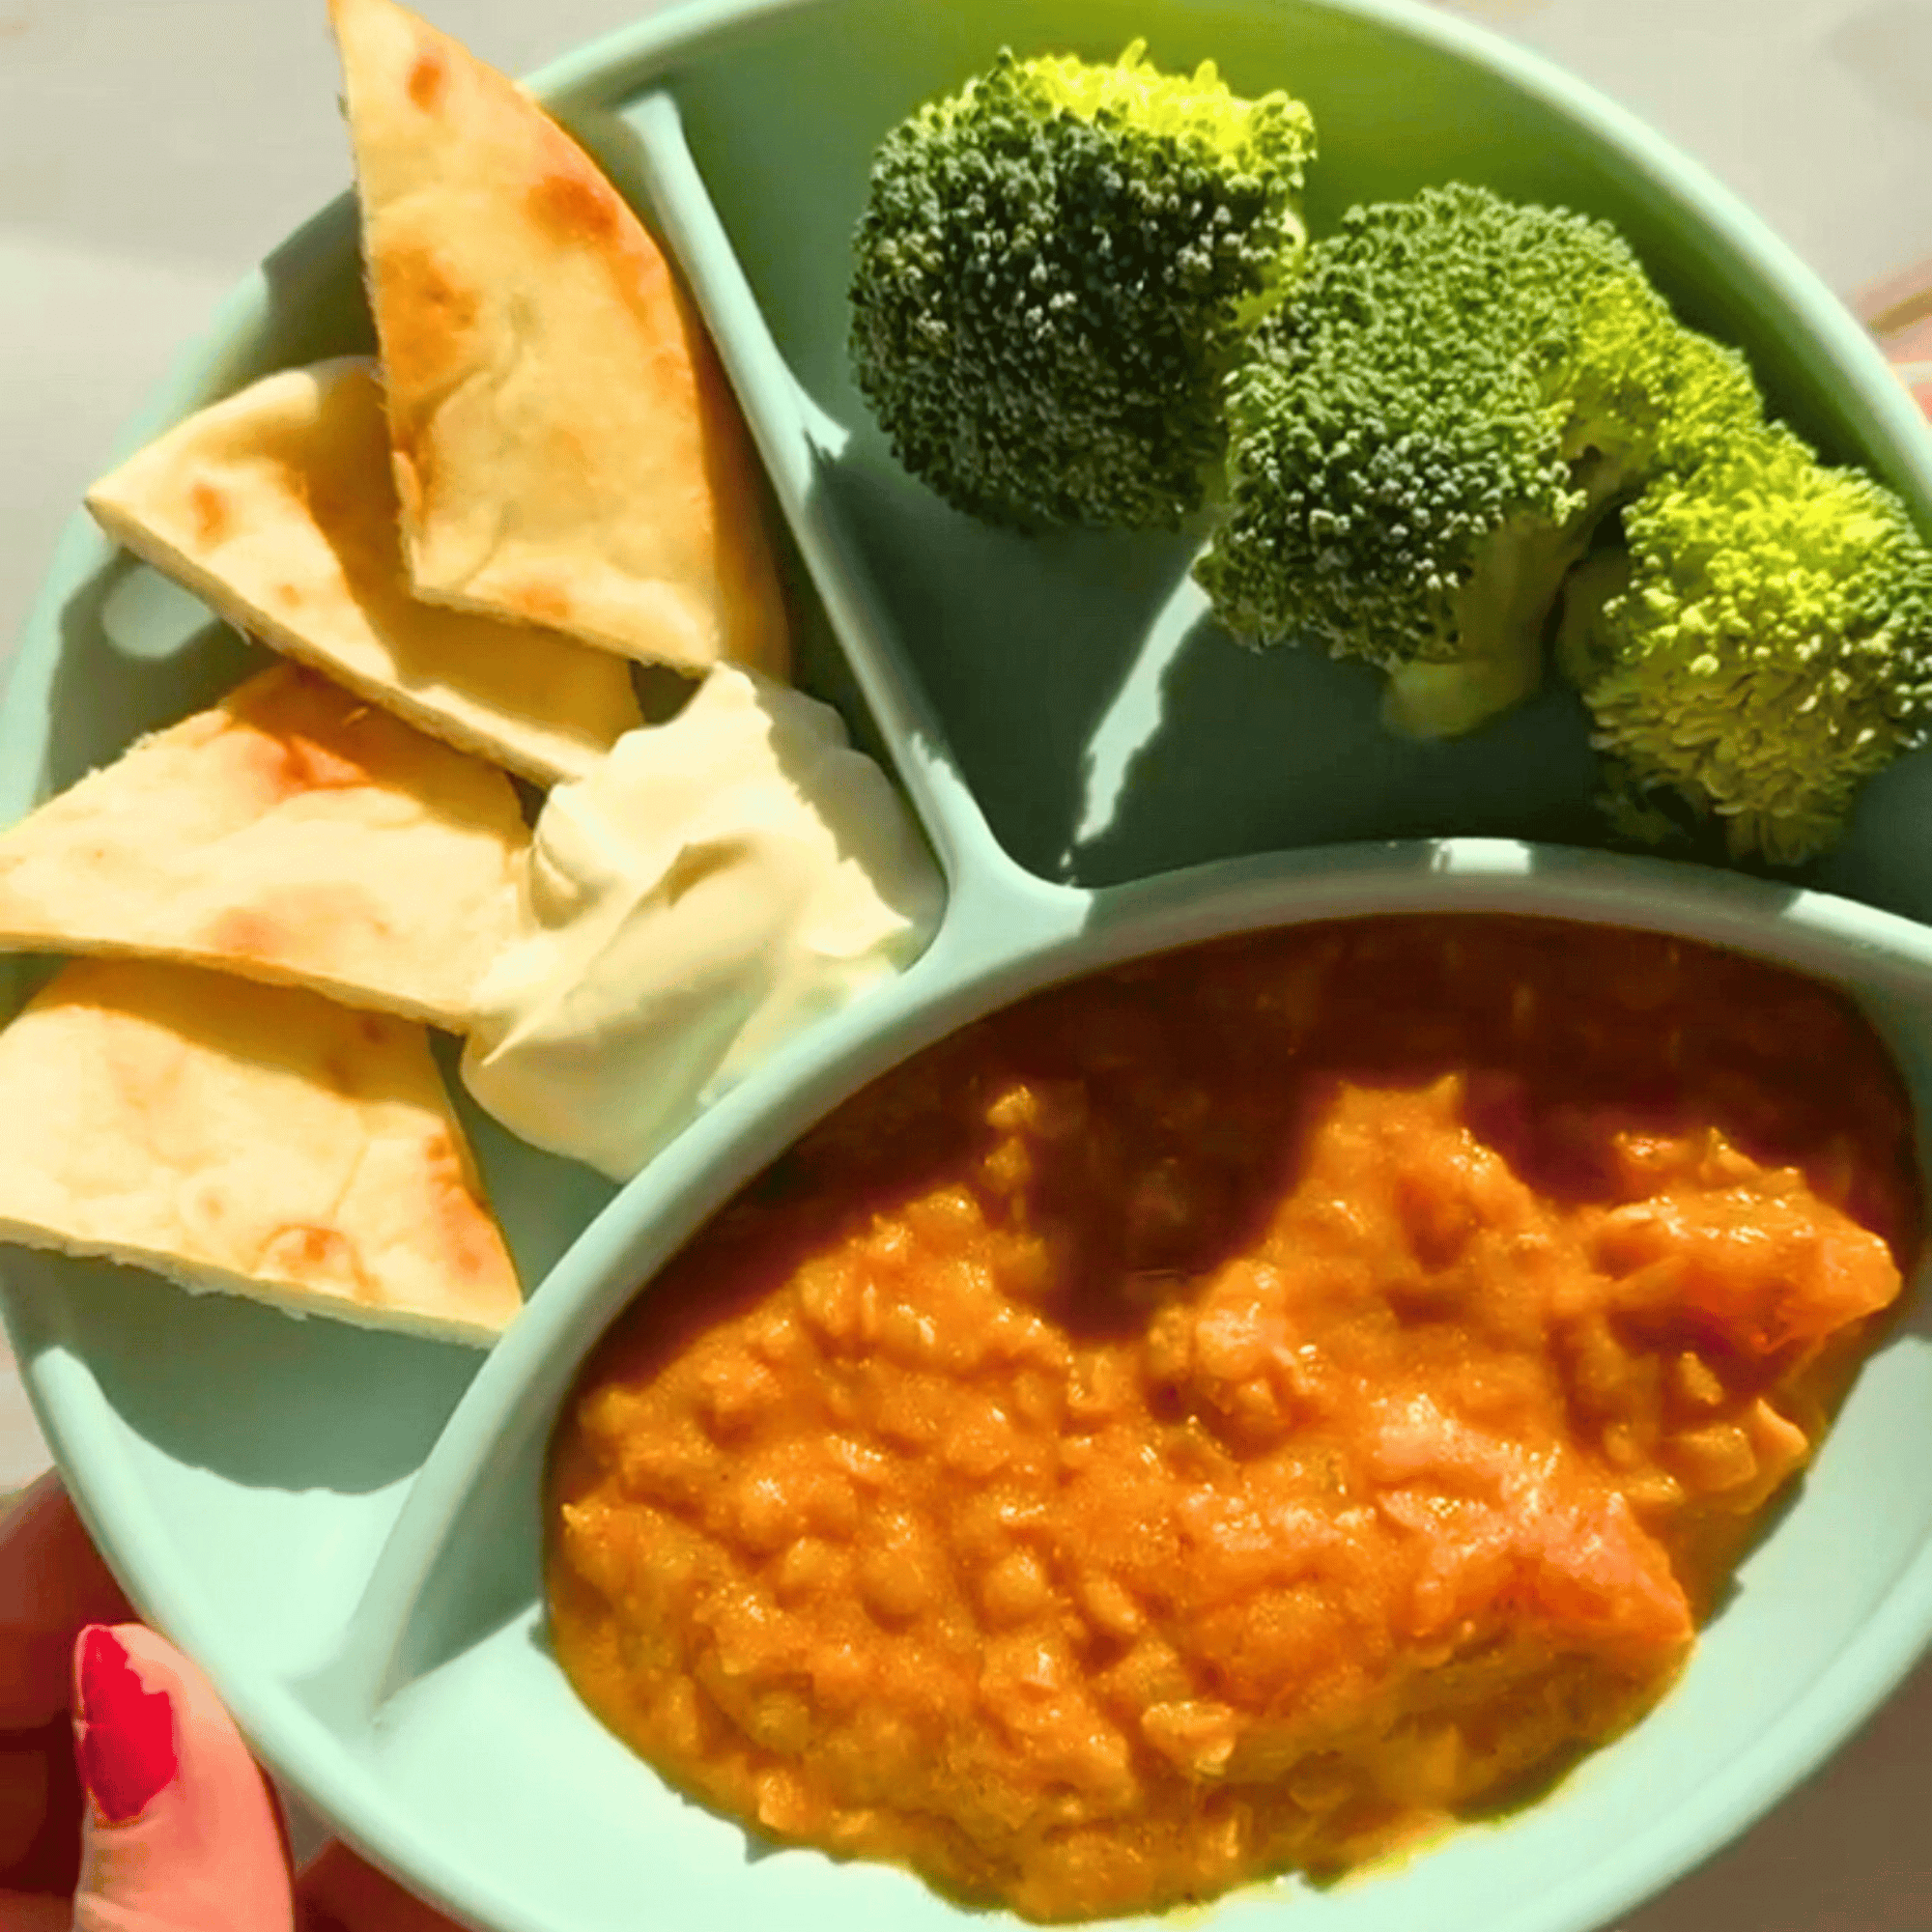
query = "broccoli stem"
xmin=1380 ymin=510 xmax=1599 ymax=739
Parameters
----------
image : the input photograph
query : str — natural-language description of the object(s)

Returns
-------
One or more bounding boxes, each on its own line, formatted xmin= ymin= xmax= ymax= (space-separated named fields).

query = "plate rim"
xmin=9 ymin=0 xmax=1932 ymax=1928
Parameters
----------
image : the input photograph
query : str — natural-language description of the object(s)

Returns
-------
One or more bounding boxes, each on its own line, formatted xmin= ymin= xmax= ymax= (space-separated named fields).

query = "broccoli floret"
xmin=1558 ymin=423 xmax=1932 ymax=865
xmin=847 ymin=42 xmax=1317 ymax=531
xmin=1193 ymin=184 xmax=1762 ymax=739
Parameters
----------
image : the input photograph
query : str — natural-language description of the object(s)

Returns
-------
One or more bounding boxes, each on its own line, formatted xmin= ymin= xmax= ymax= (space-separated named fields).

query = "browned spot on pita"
xmin=501 ymin=578 xmax=572 ymax=626
xmin=527 ymin=171 xmax=618 ymax=248
xmin=281 ymin=730 xmax=369 ymax=790
xmin=422 ymin=1130 xmax=504 ymax=1286
xmin=189 ymin=480 xmax=229 ymax=547
xmin=203 ymin=881 xmax=385 ymax=970
xmin=203 ymin=905 xmax=288 ymax=964
xmin=374 ymin=242 xmax=476 ymax=399
xmin=233 ymin=704 xmax=372 ymax=796
xmin=274 ymin=582 xmax=304 ymax=608
xmin=407 ymin=49 xmax=445 ymax=112
xmin=260 ymin=1224 xmax=372 ymax=1296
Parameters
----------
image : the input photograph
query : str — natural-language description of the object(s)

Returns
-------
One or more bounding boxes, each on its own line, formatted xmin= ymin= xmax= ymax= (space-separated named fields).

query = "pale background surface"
xmin=3 ymin=0 xmax=1931 ymax=1923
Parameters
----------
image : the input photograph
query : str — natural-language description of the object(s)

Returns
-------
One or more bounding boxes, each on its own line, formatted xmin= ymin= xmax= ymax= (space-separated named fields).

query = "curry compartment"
xmin=546 ymin=913 xmax=1920 ymax=1922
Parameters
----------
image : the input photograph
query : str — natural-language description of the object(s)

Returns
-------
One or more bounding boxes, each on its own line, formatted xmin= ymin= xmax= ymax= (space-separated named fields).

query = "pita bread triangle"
xmin=0 ymin=956 xmax=522 ymax=1343
xmin=0 ymin=664 xmax=524 ymax=1031
xmin=85 ymin=358 xmax=644 ymax=787
xmin=327 ymin=0 xmax=791 ymax=679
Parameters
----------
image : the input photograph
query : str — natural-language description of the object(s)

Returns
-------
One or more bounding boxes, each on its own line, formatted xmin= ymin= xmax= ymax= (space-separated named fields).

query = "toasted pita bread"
xmin=85 ymin=359 xmax=643 ymax=787
xmin=0 ymin=665 xmax=523 ymax=1030
xmin=0 ymin=957 xmax=521 ymax=1343
xmin=327 ymin=0 xmax=790 ymax=678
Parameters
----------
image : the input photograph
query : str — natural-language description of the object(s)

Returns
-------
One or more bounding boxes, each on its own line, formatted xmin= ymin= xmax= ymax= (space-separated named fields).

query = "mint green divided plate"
xmin=11 ymin=1 xmax=1932 ymax=1927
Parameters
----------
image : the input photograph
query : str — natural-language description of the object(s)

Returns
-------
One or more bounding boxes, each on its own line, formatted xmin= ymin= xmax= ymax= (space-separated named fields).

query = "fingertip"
xmin=71 ymin=1625 xmax=293 ymax=1932
xmin=73 ymin=1624 xmax=177 ymax=1826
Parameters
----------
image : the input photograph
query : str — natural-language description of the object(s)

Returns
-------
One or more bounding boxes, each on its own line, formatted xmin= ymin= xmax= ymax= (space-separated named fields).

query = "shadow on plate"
xmin=14 ymin=1246 xmax=482 ymax=1496
xmin=432 ymin=1035 xmax=619 ymax=1293
xmin=44 ymin=557 xmax=258 ymax=801
xmin=816 ymin=438 xmax=1202 ymax=878
xmin=1061 ymin=586 xmax=1610 ymax=888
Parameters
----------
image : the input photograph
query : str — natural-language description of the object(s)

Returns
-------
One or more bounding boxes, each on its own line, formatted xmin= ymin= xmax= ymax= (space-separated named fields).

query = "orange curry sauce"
xmin=546 ymin=917 xmax=1920 ymax=1920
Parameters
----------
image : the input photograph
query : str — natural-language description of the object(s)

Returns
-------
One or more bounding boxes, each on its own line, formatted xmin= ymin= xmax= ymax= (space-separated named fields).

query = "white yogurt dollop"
xmin=461 ymin=668 xmax=944 ymax=1179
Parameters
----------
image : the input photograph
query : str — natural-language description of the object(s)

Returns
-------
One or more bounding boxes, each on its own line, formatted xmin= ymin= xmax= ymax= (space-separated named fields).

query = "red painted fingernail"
xmin=73 ymin=1627 xmax=177 ymax=1824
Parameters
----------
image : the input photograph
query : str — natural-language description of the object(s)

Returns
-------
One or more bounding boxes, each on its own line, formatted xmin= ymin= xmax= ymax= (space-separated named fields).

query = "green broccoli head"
xmin=1547 ymin=275 xmax=1761 ymax=487
xmin=1559 ymin=423 xmax=1932 ymax=866
xmin=847 ymin=42 xmax=1317 ymax=531
xmin=1193 ymin=184 xmax=1762 ymax=740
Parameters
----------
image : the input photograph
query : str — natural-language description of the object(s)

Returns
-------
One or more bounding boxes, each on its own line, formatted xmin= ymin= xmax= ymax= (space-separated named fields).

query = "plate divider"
xmin=615 ymin=86 xmax=1047 ymax=910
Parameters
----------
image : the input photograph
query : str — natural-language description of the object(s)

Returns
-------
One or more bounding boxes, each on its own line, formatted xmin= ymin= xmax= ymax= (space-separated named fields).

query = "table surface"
xmin=4 ymin=1 xmax=1932 ymax=1926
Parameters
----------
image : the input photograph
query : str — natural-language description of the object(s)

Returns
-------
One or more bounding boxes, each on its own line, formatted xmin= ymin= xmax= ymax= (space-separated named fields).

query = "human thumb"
xmin=70 ymin=1624 xmax=294 ymax=1932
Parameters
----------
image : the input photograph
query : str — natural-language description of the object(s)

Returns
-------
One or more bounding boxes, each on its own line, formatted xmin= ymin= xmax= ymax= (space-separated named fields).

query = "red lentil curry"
xmin=546 ymin=916 xmax=1920 ymax=1921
